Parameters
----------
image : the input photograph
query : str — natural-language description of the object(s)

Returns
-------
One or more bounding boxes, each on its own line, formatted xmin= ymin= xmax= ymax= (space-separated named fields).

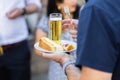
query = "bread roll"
xmin=39 ymin=37 xmax=63 ymax=51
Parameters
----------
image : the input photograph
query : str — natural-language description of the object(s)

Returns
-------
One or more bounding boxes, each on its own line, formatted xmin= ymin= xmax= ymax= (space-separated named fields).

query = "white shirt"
xmin=0 ymin=0 xmax=41 ymax=45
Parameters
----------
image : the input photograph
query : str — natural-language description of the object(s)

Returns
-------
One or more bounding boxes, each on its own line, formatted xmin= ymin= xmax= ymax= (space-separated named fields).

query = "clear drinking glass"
xmin=49 ymin=13 xmax=62 ymax=44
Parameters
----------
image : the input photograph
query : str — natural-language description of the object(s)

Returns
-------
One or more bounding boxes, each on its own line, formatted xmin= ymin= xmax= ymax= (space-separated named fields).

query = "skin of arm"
xmin=65 ymin=64 xmax=81 ymax=80
xmin=35 ymin=50 xmax=112 ymax=80
xmin=6 ymin=3 xmax=39 ymax=19
xmin=35 ymin=29 xmax=48 ymax=42
xmin=34 ymin=28 xmax=48 ymax=54
xmin=65 ymin=64 xmax=112 ymax=80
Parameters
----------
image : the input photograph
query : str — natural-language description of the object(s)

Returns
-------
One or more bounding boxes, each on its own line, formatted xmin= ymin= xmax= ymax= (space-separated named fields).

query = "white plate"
xmin=34 ymin=40 xmax=77 ymax=53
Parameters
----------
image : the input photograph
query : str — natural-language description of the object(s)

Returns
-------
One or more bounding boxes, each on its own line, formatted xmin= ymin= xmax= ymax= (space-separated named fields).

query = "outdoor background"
xmin=30 ymin=0 xmax=85 ymax=80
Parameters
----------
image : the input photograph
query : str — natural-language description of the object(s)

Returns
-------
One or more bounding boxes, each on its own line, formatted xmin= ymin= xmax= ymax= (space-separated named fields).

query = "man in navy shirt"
xmin=36 ymin=0 xmax=120 ymax=80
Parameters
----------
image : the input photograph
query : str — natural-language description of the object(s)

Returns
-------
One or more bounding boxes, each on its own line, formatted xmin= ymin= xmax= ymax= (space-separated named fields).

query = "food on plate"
xmin=39 ymin=37 xmax=63 ymax=51
xmin=62 ymin=44 xmax=75 ymax=51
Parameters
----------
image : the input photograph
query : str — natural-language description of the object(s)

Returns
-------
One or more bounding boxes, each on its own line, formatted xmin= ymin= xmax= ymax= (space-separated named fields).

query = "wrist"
xmin=63 ymin=60 xmax=75 ymax=75
xmin=21 ymin=8 xmax=26 ymax=15
xmin=60 ymin=53 xmax=75 ymax=66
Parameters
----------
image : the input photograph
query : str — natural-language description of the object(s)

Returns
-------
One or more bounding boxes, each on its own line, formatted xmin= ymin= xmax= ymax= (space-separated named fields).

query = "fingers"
xmin=69 ymin=30 xmax=77 ymax=39
xmin=62 ymin=19 xmax=78 ymax=26
xmin=62 ymin=19 xmax=73 ymax=32
xmin=62 ymin=19 xmax=71 ymax=29
xmin=6 ymin=8 xmax=17 ymax=19
xmin=35 ymin=51 xmax=66 ymax=63
xmin=62 ymin=24 xmax=70 ymax=32
xmin=6 ymin=8 xmax=23 ymax=19
xmin=62 ymin=19 xmax=71 ymax=25
xmin=62 ymin=19 xmax=78 ymax=31
xmin=42 ymin=52 xmax=55 ymax=59
xmin=35 ymin=50 xmax=57 ymax=61
xmin=69 ymin=30 xmax=77 ymax=35
xmin=72 ymin=34 xmax=77 ymax=39
xmin=35 ymin=50 xmax=74 ymax=65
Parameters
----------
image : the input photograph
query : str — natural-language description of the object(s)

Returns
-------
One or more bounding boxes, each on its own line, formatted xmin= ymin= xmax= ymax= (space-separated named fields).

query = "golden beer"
xmin=49 ymin=13 xmax=62 ymax=44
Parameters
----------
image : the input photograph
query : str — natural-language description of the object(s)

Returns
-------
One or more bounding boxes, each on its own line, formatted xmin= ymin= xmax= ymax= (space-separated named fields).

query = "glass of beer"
xmin=49 ymin=13 xmax=62 ymax=44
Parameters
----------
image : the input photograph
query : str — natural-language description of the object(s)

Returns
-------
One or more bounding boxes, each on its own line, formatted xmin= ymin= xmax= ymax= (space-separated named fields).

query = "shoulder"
xmin=37 ymin=15 xmax=49 ymax=28
xmin=39 ymin=15 xmax=49 ymax=25
xmin=83 ymin=0 xmax=104 ymax=12
xmin=83 ymin=0 xmax=118 ymax=18
xmin=40 ymin=15 xmax=49 ymax=22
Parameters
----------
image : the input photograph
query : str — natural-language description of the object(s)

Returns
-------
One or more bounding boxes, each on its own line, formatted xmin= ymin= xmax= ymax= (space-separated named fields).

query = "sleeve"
xmin=37 ymin=15 xmax=49 ymax=34
xmin=26 ymin=0 xmax=42 ymax=11
xmin=75 ymin=6 xmax=118 ymax=73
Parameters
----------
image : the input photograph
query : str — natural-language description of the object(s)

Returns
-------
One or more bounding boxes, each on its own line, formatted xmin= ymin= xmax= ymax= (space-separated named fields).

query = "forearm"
xmin=65 ymin=64 xmax=81 ymax=80
xmin=35 ymin=29 xmax=47 ymax=42
xmin=80 ymin=66 xmax=112 ymax=80
xmin=25 ymin=3 xmax=39 ymax=14
xmin=65 ymin=64 xmax=112 ymax=80
xmin=34 ymin=29 xmax=47 ymax=54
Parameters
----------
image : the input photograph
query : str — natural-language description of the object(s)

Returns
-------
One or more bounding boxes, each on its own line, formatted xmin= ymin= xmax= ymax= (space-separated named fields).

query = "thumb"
xmin=41 ymin=52 xmax=55 ymax=60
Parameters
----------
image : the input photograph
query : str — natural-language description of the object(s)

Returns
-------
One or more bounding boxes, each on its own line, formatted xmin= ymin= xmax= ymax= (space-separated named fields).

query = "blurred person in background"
xmin=0 ymin=0 xmax=41 ymax=80
xmin=35 ymin=0 xmax=80 ymax=80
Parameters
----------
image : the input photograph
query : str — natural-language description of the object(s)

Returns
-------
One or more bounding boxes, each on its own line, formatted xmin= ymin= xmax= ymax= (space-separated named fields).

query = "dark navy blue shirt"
xmin=76 ymin=0 xmax=120 ymax=80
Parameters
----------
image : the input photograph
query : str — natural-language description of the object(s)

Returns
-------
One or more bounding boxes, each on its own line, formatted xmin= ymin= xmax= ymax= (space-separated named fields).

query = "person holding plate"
xmin=35 ymin=0 xmax=120 ymax=80
xmin=35 ymin=0 xmax=80 ymax=80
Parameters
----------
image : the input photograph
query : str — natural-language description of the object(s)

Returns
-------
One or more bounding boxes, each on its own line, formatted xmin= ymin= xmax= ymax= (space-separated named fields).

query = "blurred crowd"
xmin=1 ymin=0 xmax=119 ymax=80
xmin=0 ymin=0 xmax=84 ymax=80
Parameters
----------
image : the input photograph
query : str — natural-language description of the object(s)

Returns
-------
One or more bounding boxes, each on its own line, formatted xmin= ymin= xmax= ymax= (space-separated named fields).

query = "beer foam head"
xmin=50 ymin=18 xmax=62 ymax=21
